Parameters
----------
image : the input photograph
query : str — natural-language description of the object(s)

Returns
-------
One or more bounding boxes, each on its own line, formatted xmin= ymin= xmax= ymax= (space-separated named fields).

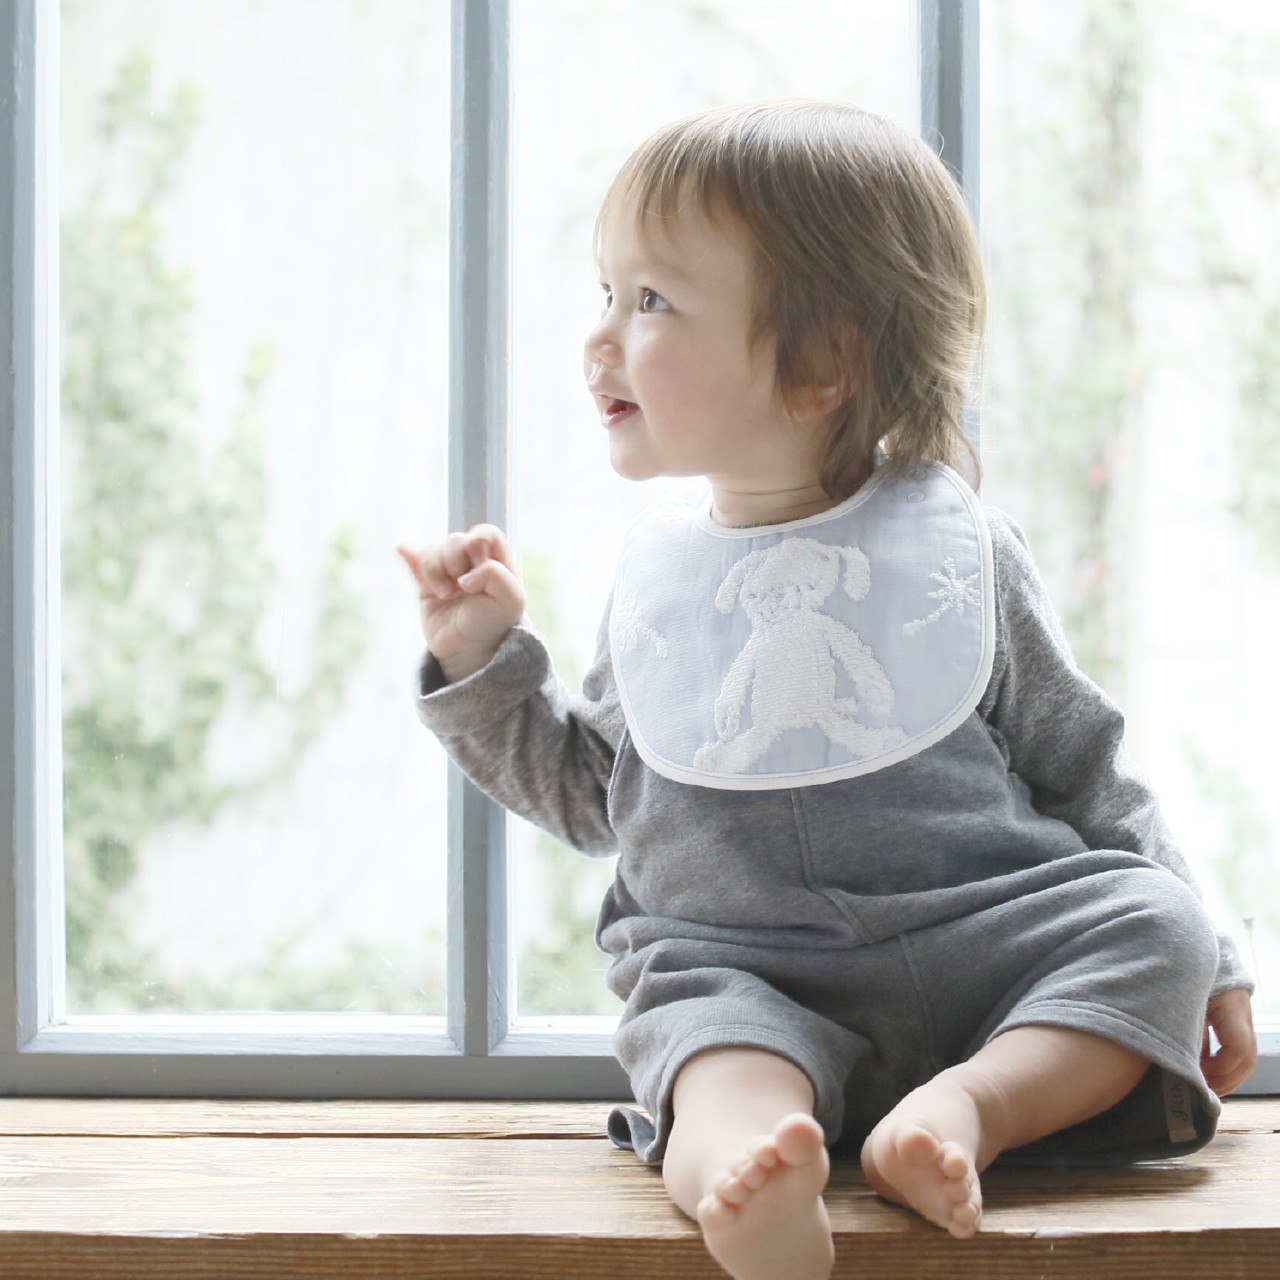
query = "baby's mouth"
xmin=602 ymin=397 xmax=638 ymax=427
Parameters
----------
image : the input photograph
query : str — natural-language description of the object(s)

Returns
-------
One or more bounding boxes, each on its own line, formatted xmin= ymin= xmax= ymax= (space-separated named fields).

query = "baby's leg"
xmin=861 ymin=1025 xmax=1148 ymax=1237
xmin=663 ymin=1047 xmax=834 ymax=1280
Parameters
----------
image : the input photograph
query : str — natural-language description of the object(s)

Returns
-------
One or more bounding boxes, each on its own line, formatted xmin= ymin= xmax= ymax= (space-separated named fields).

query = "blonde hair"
xmin=597 ymin=99 xmax=985 ymax=496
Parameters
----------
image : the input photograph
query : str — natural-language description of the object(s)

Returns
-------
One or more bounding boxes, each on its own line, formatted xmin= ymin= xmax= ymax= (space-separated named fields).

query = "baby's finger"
xmin=396 ymin=544 xmax=431 ymax=587
xmin=440 ymin=528 xmax=500 ymax=582
xmin=457 ymin=556 xmax=527 ymax=619
xmin=466 ymin=523 xmax=515 ymax=572
xmin=400 ymin=544 xmax=463 ymax=600
xmin=1205 ymin=1048 xmax=1249 ymax=1096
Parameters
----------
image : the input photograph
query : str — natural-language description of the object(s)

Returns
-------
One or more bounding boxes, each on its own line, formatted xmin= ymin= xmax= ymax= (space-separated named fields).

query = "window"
xmin=58 ymin=0 xmax=451 ymax=1021
xmin=979 ymin=0 xmax=1279 ymax=1088
xmin=506 ymin=0 xmax=918 ymax=1018
xmin=2 ymin=0 xmax=1274 ymax=1096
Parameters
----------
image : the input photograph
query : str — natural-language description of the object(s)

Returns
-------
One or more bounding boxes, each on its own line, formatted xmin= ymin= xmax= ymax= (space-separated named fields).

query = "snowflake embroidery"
xmin=614 ymin=592 xmax=669 ymax=657
xmin=903 ymin=558 xmax=981 ymax=636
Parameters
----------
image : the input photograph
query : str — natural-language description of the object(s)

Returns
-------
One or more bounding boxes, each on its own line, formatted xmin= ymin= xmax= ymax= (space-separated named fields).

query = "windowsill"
xmin=0 ymin=1097 xmax=1276 ymax=1278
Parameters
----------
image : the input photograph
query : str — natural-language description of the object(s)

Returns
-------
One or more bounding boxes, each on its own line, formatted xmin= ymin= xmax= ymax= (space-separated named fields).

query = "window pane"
xmin=509 ymin=0 xmax=919 ymax=1018
xmin=60 ymin=0 xmax=450 ymax=1014
xmin=981 ymin=0 xmax=1280 ymax=1013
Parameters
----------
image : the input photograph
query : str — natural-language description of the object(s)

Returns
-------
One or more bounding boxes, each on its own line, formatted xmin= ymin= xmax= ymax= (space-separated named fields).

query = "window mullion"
xmin=0 ymin=0 xmax=27 ymax=1061
xmin=920 ymin=0 xmax=981 ymax=452
xmin=2 ymin=0 xmax=62 ymax=1057
xmin=919 ymin=0 xmax=981 ymax=224
xmin=446 ymin=0 xmax=512 ymax=1057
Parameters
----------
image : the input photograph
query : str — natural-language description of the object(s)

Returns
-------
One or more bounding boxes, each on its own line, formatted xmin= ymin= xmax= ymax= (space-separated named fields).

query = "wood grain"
xmin=2 ymin=1231 xmax=1279 ymax=1280
xmin=2 ymin=1095 xmax=1274 ymax=1137
xmin=0 ymin=1098 xmax=614 ymax=1138
xmin=0 ymin=1098 xmax=1274 ymax=1279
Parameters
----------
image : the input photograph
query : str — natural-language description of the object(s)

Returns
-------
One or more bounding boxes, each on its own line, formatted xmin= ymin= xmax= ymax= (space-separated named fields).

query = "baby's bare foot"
xmin=861 ymin=1095 xmax=983 ymax=1238
xmin=697 ymin=1113 xmax=834 ymax=1280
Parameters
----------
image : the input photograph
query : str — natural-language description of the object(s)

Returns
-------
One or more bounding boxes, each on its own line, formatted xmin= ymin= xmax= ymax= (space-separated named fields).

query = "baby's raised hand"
xmin=1201 ymin=986 xmax=1258 ymax=1097
xmin=397 ymin=524 xmax=526 ymax=683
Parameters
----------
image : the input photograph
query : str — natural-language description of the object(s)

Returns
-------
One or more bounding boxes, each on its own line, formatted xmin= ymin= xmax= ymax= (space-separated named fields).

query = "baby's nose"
xmin=584 ymin=323 xmax=622 ymax=369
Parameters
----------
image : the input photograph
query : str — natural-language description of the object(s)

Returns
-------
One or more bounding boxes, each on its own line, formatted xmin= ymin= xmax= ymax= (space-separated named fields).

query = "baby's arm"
xmin=981 ymin=510 xmax=1257 ymax=1087
xmin=980 ymin=512 xmax=1254 ymax=987
xmin=397 ymin=523 xmax=526 ymax=683
xmin=401 ymin=533 xmax=621 ymax=854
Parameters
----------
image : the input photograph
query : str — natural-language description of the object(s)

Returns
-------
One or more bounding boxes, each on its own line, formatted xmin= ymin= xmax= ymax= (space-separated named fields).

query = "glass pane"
xmin=509 ymin=0 xmax=919 ymax=1018
xmin=981 ymin=0 xmax=1280 ymax=1014
xmin=60 ymin=0 xmax=450 ymax=1014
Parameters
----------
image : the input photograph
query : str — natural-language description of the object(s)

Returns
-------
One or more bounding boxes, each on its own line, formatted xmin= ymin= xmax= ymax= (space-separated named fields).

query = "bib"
xmin=609 ymin=463 xmax=994 ymax=790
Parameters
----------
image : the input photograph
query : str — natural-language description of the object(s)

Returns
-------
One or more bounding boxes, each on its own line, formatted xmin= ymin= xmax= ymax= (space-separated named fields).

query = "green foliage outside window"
xmin=61 ymin=50 xmax=372 ymax=1012
xmin=985 ymin=0 xmax=1280 ymax=993
xmin=59 ymin=4 xmax=1280 ymax=1018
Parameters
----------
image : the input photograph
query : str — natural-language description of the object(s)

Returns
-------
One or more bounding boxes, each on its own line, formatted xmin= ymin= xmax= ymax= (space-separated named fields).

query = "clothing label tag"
xmin=610 ymin=463 xmax=994 ymax=790
xmin=1162 ymin=1071 xmax=1198 ymax=1145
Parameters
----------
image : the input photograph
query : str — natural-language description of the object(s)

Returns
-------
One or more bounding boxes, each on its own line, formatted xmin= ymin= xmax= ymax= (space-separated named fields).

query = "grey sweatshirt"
xmin=416 ymin=507 xmax=1253 ymax=997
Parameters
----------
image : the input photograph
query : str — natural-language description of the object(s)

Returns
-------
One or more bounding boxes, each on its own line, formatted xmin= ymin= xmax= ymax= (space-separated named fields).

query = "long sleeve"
xmin=978 ymin=508 xmax=1253 ymax=996
xmin=415 ymin=610 xmax=623 ymax=856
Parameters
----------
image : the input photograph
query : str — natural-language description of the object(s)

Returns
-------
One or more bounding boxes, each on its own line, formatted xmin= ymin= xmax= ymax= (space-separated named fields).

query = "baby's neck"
xmin=709 ymin=482 xmax=840 ymax=529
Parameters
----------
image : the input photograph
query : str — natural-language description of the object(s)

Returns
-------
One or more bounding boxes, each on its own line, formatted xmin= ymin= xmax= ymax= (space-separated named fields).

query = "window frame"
xmin=2 ymin=0 xmax=1274 ymax=1098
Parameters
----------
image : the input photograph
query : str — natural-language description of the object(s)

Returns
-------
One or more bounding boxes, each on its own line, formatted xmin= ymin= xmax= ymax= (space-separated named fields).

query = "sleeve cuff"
xmin=1212 ymin=930 xmax=1256 ymax=997
xmin=415 ymin=623 xmax=550 ymax=738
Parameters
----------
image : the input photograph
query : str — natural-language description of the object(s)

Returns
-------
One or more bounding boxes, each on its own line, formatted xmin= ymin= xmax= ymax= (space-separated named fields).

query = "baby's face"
xmin=584 ymin=204 xmax=802 ymax=491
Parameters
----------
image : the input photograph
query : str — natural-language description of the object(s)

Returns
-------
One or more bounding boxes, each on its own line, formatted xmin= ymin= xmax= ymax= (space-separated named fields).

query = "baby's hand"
xmin=397 ymin=524 xmax=526 ymax=683
xmin=1200 ymin=986 xmax=1258 ymax=1096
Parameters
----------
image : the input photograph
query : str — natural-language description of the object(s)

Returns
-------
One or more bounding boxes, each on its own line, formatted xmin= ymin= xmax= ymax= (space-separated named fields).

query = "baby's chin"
xmin=605 ymin=451 xmax=655 ymax=483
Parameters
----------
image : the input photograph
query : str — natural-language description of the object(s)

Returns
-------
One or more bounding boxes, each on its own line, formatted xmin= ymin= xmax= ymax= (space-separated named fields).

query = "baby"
xmin=400 ymin=100 xmax=1257 ymax=1280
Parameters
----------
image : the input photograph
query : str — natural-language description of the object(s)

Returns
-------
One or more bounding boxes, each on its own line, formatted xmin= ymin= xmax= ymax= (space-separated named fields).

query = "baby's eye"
xmin=640 ymin=289 xmax=671 ymax=314
xmin=599 ymin=284 xmax=614 ymax=311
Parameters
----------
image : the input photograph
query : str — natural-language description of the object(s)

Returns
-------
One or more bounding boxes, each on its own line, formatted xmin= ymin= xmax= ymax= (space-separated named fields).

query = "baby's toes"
xmin=949 ymin=1198 xmax=982 ymax=1237
xmin=896 ymin=1125 xmax=941 ymax=1169
xmin=746 ymin=1138 xmax=781 ymax=1171
xmin=697 ymin=1190 xmax=739 ymax=1231
xmin=708 ymin=1169 xmax=751 ymax=1209
xmin=733 ymin=1156 xmax=771 ymax=1192
xmin=937 ymin=1141 xmax=971 ymax=1181
xmin=939 ymin=1165 xmax=976 ymax=1202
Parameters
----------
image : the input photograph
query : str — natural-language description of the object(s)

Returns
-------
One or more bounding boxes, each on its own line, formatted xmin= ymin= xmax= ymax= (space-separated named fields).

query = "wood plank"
xmin=0 ymin=1098 xmax=1274 ymax=1279
xmin=1 ymin=1229 xmax=1277 ymax=1280
xmin=2 ymin=1094 xmax=1273 ymax=1137
xmin=0 ymin=1136 xmax=691 ymax=1238
xmin=1218 ymin=1097 xmax=1280 ymax=1133
xmin=0 ymin=1131 xmax=1276 ymax=1236
xmin=978 ymin=1134 xmax=1280 ymax=1232
xmin=0 ymin=1098 xmax=614 ymax=1139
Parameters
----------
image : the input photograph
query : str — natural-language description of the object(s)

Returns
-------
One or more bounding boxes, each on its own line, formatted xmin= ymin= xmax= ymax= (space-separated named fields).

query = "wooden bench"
xmin=0 ymin=1097 xmax=1276 ymax=1277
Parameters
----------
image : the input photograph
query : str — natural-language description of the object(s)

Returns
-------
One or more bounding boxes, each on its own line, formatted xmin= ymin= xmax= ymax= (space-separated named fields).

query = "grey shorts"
xmin=606 ymin=850 xmax=1221 ymax=1166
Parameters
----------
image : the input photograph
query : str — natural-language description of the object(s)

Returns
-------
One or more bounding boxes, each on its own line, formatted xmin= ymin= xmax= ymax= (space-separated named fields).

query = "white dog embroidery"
xmin=693 ymin=539 xmax=908 ymax=773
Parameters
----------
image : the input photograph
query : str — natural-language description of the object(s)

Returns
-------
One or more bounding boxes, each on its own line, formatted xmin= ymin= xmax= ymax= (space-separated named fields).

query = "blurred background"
xmin=59 ymin=0 xmax=1278 ymax=1020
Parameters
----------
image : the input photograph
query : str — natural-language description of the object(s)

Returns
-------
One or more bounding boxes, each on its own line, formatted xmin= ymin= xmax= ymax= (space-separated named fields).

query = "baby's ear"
xmin=781 ymin=326 xmax=861 ymax=422
xmin=783 ymin=381 xmax=844 ymax=421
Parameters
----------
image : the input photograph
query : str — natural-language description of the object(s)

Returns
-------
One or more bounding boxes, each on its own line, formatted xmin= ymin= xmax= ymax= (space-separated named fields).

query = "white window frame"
xmin=2 ymin=0 xmax=1274 ymax=1098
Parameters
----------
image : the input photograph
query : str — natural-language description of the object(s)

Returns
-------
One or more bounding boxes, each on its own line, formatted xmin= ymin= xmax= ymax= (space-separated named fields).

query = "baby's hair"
xmin=596 ymin=99 xmax=985 ymax=496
